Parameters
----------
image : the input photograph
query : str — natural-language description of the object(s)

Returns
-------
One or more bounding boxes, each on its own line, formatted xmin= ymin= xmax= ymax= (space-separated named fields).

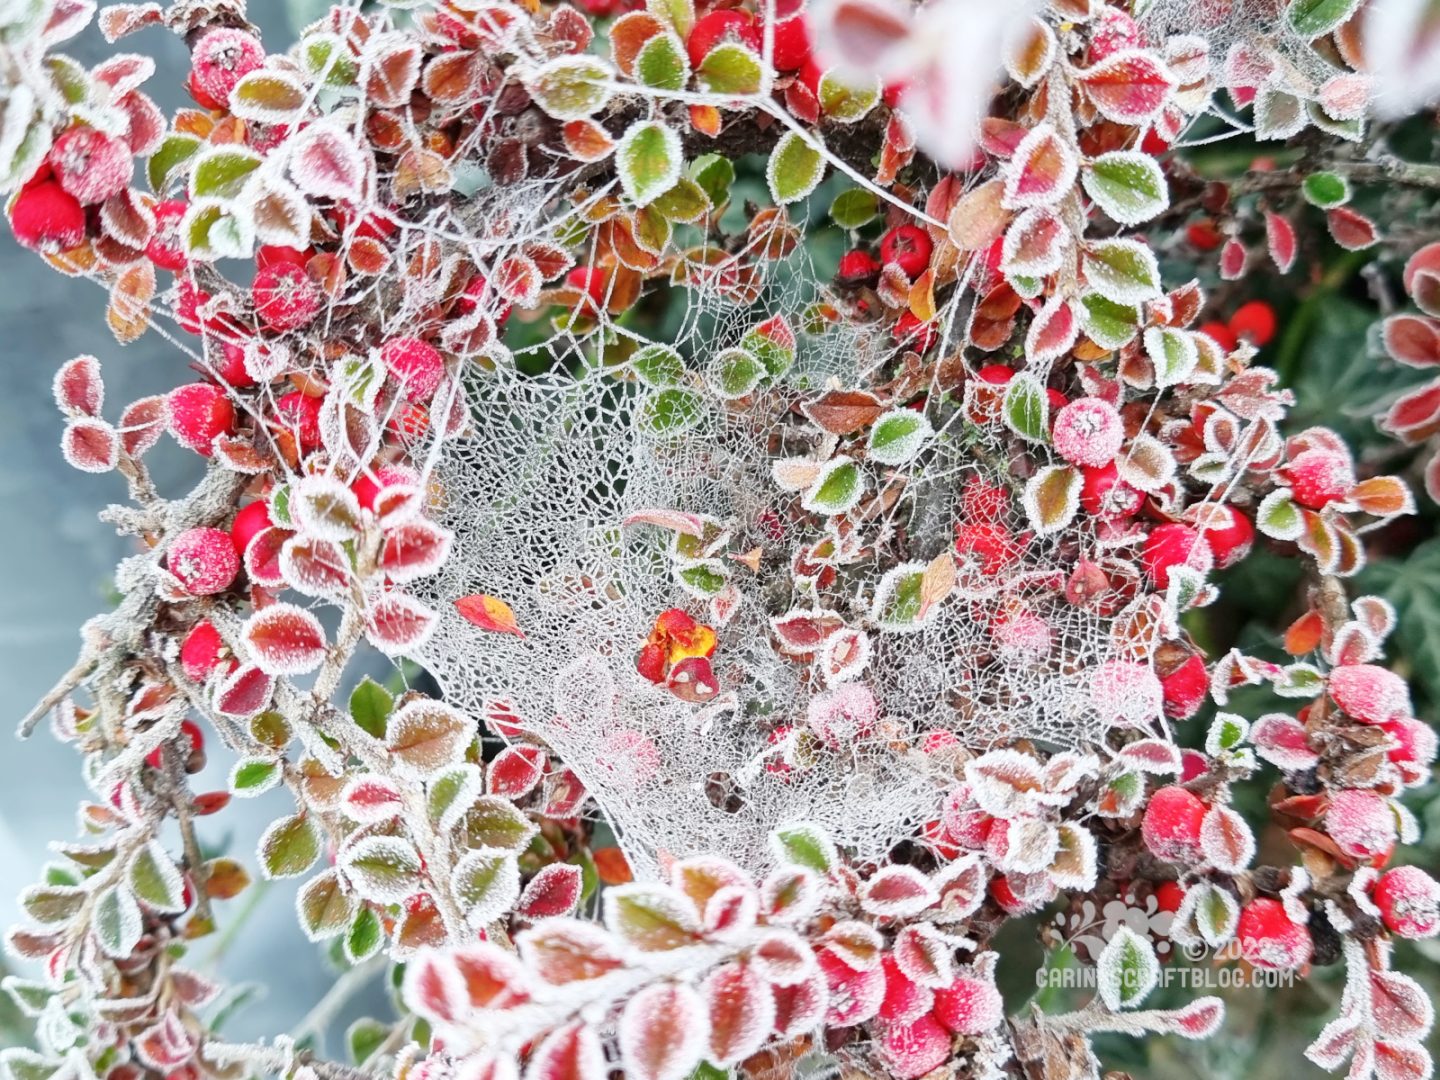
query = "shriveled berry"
xmin=168 ymin=527 xmax=241 ymax=595
xmin=253 ymin=262 xmax=321 ymax=332
xmin=880 ymin=224 xmax=934 ymax=280
xmin=1325 ymin=788 xmax=1396 ymax=861
xmin=1053 ymin=397 xmax=1125 ymax=468
xmin=275 ymin=390 xmax=323 ymax=451
xmin=1283 ymin=448 xmax=1354 ymax=510
xmin=146 ymin=200 xmax=188 ymax=271
xmin=1142 ymin=523 xmax=1213 ymax=589
xmin=1141 ymin=785 xmax=1208 ymax=862
xmin=1236 ymin=897 xmax=1312 ymax=970
xmin=191 ymin=28 xmax=265 ymax=110
xmin=932 ymin=975 xmax=1003 ymax=1035
xmin=1228 ymin=300 xmax=1277 ymax=347
xmin=168 ymin=383 xmax=235 ymax=456
xmin=380 ymin=336 xmax=446 ymax=402
xmin=8 ymin=180 xmax=86 ymax=253
xmin=50 ymin=127 xmax=134 ymax=205
xmin=230 ymin=500 xmax=272 ymax=559
xmin=1372 ymin=866 xmax=1440 ymax=939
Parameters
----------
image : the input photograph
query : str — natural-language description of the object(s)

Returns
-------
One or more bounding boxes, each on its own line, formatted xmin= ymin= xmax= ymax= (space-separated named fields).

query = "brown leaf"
xmin=801 ymin=389 xmax=885 ymax=435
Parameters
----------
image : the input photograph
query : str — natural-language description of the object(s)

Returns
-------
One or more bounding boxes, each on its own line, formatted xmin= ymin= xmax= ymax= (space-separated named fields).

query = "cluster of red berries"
xmin=1198 ymin=300 xmax=1277 ymax=351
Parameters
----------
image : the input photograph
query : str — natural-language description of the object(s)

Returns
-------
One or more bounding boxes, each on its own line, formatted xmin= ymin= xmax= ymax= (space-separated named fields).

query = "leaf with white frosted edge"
xmin=365 ymin=592 xmax=438 ymax=657
xmin=1024 ymin=464 xmax=1081 ymax=535
xmin=289 ymin=121 xmax=367 ymax=202
xmin=463 ymin=796 xmax=538 ymax=853
xmin=1082 ymin=151 xmax=1167 ymax=225
xmin=258 ymin=813 xmax=322 ymax=879
xmin=517 ymin=863 xmax=584 ymax=919
xmin=1097 ymin=925 xmax=1159 ymax=1011
xmin=54 ymin=354 xmax=102 ymax=415
xmin=188 ymin=145 xmax=261 ymax=201
xmin=1266 ymin=210 xmax=1297 ymax=272
xmin=340 ymin=835 xmax=423 ymax=905
xmin=1254 ymin=84 xmax=1307 ymax=141
xmin=1256 ymin=489 xmax=1305 ymax=540
xmin=1003 ymin=373 xmax=1049 ymax=441
xmin=1076 ymin=49 xmax=1176 ymax=125
xmin=635 ymin=31 xmax=690 ymax=91
xmin=871 ymin=561 xmax=936 ymax=632
xmin=62 ymin=418 xmax=120 ymax=473
xmin=228 ymin=70 xmax=307 ymax=124
xmin=1162 ymin=997 xmax=1226 ymax=1040
xmin=1025 ymin=295 xmax=1079 ymax=365
xmin=525 ymin=1023 xmax=607 ymax=1080
xmin=605 ymin=883 xmax=701 ymax=951
xmin=129 ymin=840 xmax=185 ymax=913
xmin=770 ymin=823 xmax=837 ymax=874
xmin=707 ymin=346 xmax=765 ymax=400
xmin=1083 ymin=239 xmax=1161 ymax=304
xmin=525 ymin=55 xmax=614 ymax=121
xmin=801 ymin=456 xmax=865 ymax=514
xmin=1049 ymin=822 xmax=1098 ymax=890
xmin=767 ymin=131 xmax=825 ymax=206
xmin=1002 ymin=122 xmax=1077 ymax=210
xmin=1144 ymin=326 xmax=1199 ymax=388
xmin=867 ymin=409 xmax=932 ymax=465
xmin=818 ymin=69 xmax=881 ymax=123
xmin=1251 ymin=713 xmax=1319 ymax=770
xmin=697 ymin=42 xmax=763 ymax=93
xmin=426 ymin=763 xmax=483 ymax=833
xmin=339 ymin=776 xmax=404 ymax=824
xmin=1001 ymin=207 xmax=1067 ymax=278
xmin=452 ymin=848 xmax=520 ymax=926
xmin=386 ymin=700 xmax=471 ymax=779
xmin=1288 ymin=0 xmax=1362 ymax=38
xmin=229 ymin=756 xmax=282 ymax=797
xmin=859 ymin=865 xmax=938 ymax=917
xmin=619 ymin=982 xmax=709 ymax=1080
xmin=241 ymin=603 xmax=326 ymax=676
xmin=245 ymin=177 xmax=310 ymax=249
xmin=401 ymin=951 xmax=471 ymax=1026
xmin=1115 ymin=434 xmax=1176 ymax=492
xmin=296 ymin=869 xmax=356 ymax=941
xmin=1079 ymin=293 xmax=1140 ymax=349
xmin=1205 ymin=712 xmax=1249 ymax=756
xmin=617 ymin=120 xmax=681 ymax=207
xmin=344 ymin=905 xmax=384 ymax=964
xmin=93 ymin=885 xmax=142 ymax=958
xmin=703 ymin=961 xmax=776 ymax=1066
xmin=1185 ymin=882 xmax=1239 ymax=948
xmin=1199 ymin=804 xmax=1254 ymax=873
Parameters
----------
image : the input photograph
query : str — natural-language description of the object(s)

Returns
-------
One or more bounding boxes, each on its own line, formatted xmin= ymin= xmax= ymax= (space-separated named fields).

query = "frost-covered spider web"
xmin=412 ymin=196 xmax=1148 ymax=875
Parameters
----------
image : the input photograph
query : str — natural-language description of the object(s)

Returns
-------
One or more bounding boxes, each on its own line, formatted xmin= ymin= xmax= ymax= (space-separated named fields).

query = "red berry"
xmin=1372 ymin=866 xmax=1440 ymax=939
xmin=275 ymin=390 xmax=323 ymax=450
xmin=955 ymin=522 xmax=1019 ymax=574
xmin=1236 ymin=897 xmax=1312 ymax=971
xmin=1079 ymin=462 xmax=1143 ymax=519
xmin=1141 ymin=523 xmax=1213 ymax=589
xmin=566 ymin=266 xmax=608 ymax=311
xmin=1141 ymin=785 xmax=1208 ymax=862
xmin=940 ymin=785 xmax=993 ymax=849
xmin=892 ymin=311 xmax=936 ymax=352
xmin=190 ymin=28 xmax=265 ymax=110
xmin=49 ymin=127 xmax=134 ymax=206
xmin=1184 ymin=503 xmax=1254 ymax=568
xmin=1052 ymin=397 xmax=1125 ymax=468
xmin=1187 ymin=221 xmax=1224 ymax=252
xmin=381 ymin=336 xmax=446 ymax=402
xmin=214 ymin=340 xmax=256 ymax=388
xmin=168 ymin=527 xmax=241 ymax=595
xmin=879 ymin=1013 xmax=950 ymax=1079
xmin=1326 ymin=788 xmax=1396 ymax=861
xmin=770 ymin=14 xmax=812 ymax=72
xmin=932 ymin=975 xmax=1003 ymax=1035
xmin=255 ymin=244 xmax=309 ymax=269
xmin=636 ymin=642 xmax=667 ymax=684
xmin=146 ymin=200 xmax=188 ymax=271
xmin=253 ymin=262 xmax=321 ymax=332
xmin=686 ymin=10 xmax=761 ymax=68
xmin=1382 ymin=715 xmax=1437 ymax=778
xmin=1154 ymin=880 xmax=1187 ymax=914
xmin=168 ymin=383 xmax=236 ymax=456
xmin=1198 ymin=319 xmax=1237 ymax=352
xmin=879 ymin=955 xmax=933 ymax=1024
xmin=1283 ymin=448 xmax=1354 ymax=510
xmin=962 ymin=477 xmax=1009 ymax=521
xmin=179 ymin=619 xmax=235 ymax=683
xmin=879 ymin=224 xmax=934 ymax=280
xmin=1160 ymin=654 xmax=1209 ymax=720
xmin=230 ymin=500 xmax=272 ymax=559
xmin=1328 ymin=663 xmax=1410 ymax=725
xmin=8 ymin=179 xmax=86 ymax=253
xmin=837 ymin=248 xmax=880 ymax=283
xmin=1228 ymin=300 xmax=1277 ymax=347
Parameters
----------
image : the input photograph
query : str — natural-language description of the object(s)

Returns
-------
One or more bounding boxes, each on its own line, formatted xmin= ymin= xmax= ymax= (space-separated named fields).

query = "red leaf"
xmin=1327 ymin=207 xmax=1378 ymax=250
xmin=455 ymin=594 xmax=525 ymax=638
xmin=366 ymin=593 xmax=438 ymax=655
xmin=62 ymin=418 xmax=119 ymax=473
xmin=1265 ymin=211 xmax=1296 ymax=272
xmin=380 ymin=520 xmax=453 ymax=583
xmin=119 ymin=395 xmax=168 ymax=457
xmin=1077 ymin=49 xmax=1176 ymax=124
xmin=618 ymin=983 xmax=708 ymax=1080
xmin=488 ymin=745 xmax=546 ymax=798
xmin=1383 ymin=314 xmax=1440 ymax=367
xmin=527 ymin=1023 xmax=606 ymax=1080
xmin=242 ymin=603 xmax=327 ymax=675
xmin=54 ymin=355 xmax=102 ymax=415
xmin=517 ymin=863 xmax=583 ymax=919
xmin=213 ymin=665 xmax=274 ymax=718
xmin=702 ymin=962 xmax=775 ymax=1066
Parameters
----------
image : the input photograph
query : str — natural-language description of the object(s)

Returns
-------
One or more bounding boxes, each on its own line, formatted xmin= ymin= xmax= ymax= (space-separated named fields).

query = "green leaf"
xmin=690 ymin=154 xmax=735 ymax=208
xmin=182 ymin=199 xmax=253 ymax=261
xmin=1078 ymin=292 xmax=1140 ymax=349
xmin=1256 ymin=489 xmax=1304 ymax=541
xmin=147 ymin=133 xmax=201 ymax=193
xmin=93 ymin=886 xmax=142 ymax=958
xmin=129 ymin=840 xmax=185 ymax=913
xmin=829 ymin=188 xmax=879 ymax=229
xmin=20 ymin=885 xmax=84 ymax=925
xmin=452 ymin=849 xmax=520 ymax=925
xmin=631 ymin=343 xmax=686 ymax=388
xmin=524 ymin=56 xmax=614 ymax=121
xmin=302 ymin=33 xmax=359 ymax=87
xmin=647 ymin=0 xmax=696 ymax=37
xmin=463 ymin=796 xmax=539 ymax=853
xmin=258 ymin=813 xmax=321 ymax=879
xmin=769 ymin=824 xmax=837 ymax=874
xmin=1097 ymin=926 xmax=1159 ymax=1010
xmin=229 ymin=70 xmax=308 ymax=124
xmin=617 ymin=120 xmax=682 ymax=207
xmin=297 ymin=869 xmax=357 ymax=941
xmin=766 ymin=131 xmax=825 ymax=206
xmin=189 ymin=146 xmax=262 ymax=200
xmin=1002 ymin=374 xmax=1048 ymax=441
xmin=348 ymin=1018 xmax=392 ymax=1065
xmin=868 ymin=409 xmax=933 ymax=465
xmin=1082 ymin=151 xmax=1167 ymax=225
xmin=343 ymin=904 xmax=384 ymax=964
xmin=341 ymin=836 xmax=423 ymax=903
xmin=707 ymin=346 xmax=765 ymax=399
xmin=697 ymin=42 xmax=762 ymax=94
xmin=229 ymin=756 xmax=282 ymax=797
xmin=1083 ymin=239 xmax=1161 ymax=304
xmin=652 ymin=177 xmax=711 ymax=223
xmin=1302 ymin=171 xmax=1351 ymax=208
xmin=801 ymin=457 xmax=864 ymax=514
xmin=641 ymin=387 xmax=706 ymax=434
xmin=606 ymin=885 xmax=700 ymax=950
xmin=636 ymin=31 xmax=690 ymax=91
xmin=1288 ymin=0 xmax=1360 ymax=37
xmin=349 ymin=677 xmax=393 ymax=739
xmin=677 ymin=560 xmax=727 ymax=596
xmin=426 ymin=764 xmax=482 ymax=831
xmin=817 ymin=70 xmax=879 ymax=123
xmin=1143 ymin=326 xmax=1199 ymax=388
xmin=871 ymin=562 xmax=927 ymax=630
xmin=741 ymin=316 xmax=797 ymax=378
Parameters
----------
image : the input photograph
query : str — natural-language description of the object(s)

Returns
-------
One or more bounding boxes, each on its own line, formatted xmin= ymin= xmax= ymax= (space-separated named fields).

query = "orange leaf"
xmin=454 ymin=594 xmax=525 ymax=638
xmin=1283 ymin=610 xmax=1323 ymax=656
xmin=593 ymin=846 xmax=633 ymax=885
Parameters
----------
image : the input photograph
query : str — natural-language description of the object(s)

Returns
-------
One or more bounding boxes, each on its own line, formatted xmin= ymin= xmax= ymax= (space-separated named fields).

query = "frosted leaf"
xmin=859 ymin=865 xmax=938 ymax=917
xmin=339 ymin=776 xmax=404 ymax=824
xmin=1001 ymin=207 xmax=1067 ymax=278
xmin=867 ymin=409 xmax=933 ymax=466
xmin=525 ymin=1024 xmax=607 ymax=1080
xmin=129 ymin=839 xmax=186 ymax=913
xmin=618 ymin=983 xmax=709 ymax=1080
xmin=401 ymin=951 xmax=471 ymax=1026
xmin=1369 ymin=969 xmax=1435 ymax=1041
xmin=53 ymin=354 xmax=102 ymax=416
xmin=289 ymin=121 xmax=367 ymax=202
xmin=365 ymin=593 xmax=439 ymax=656
xmin=702 ymin=962 xmax=776 ymax=1066
xmin=517 ymin=863 xmax=583 ymax=919
xmin=1144 ymin=327 xmax=1199 ymax=389
xmin=1076 ymin=50 xmax=1176 ymax=124
xmin=241 ymin=603 xmax=327 ymax=676
xmin=604 ymin=883 xmax=701 ymax=951
xmin=1023 ymin=464 xmax=1081 ymax=535
xmin=452 ymin=848 xmax=521 ymax=926
xmin=296 ymin=870 xmax=356 ymax=942
xmin=387 ymin=700 xmax=471 ymax=779
xmin=964 ymin=749 xmax=1046 ymax=818
xmin=751 ymin=928 xmax=817 ymax=985
xmin=1089 ymin=660 xmax=1162 ymax=728
xmin=340 ymin=835 xmax=423 ymax=903
xmin=62 ymin=418 xmax=120 ymax=473
xmin=1002 ymin=123 xmax=1077 ymax=210
xmin=1266 ymin=211 xmax=1298 ymax=272
xmin=487 ymin=746 xmax=545 ymax=799
xmin=380 ymin=520 xmax=454 ymax=583
xmin=1082 ymin=151 xmax=1168 ymax=225
xmin=90 ymin=883 xmax=139 ymax=960
xmin=1251 ymin=713 xmax=1319 ymax=770
xmin=1096 ymin=925 xmax=1159 ymax=1011
xmin=280 ymin=535 xmax=351 ymax=598
xmin=519 ymin=919 xmax=626 ymax=985
xmin=1199 ymin=804 xmax=1255 ymax=873
xmin=772 ymin=968 xmax=829 ymax=1036
xmin=292 ymin=476 xmax=362 ymax=541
